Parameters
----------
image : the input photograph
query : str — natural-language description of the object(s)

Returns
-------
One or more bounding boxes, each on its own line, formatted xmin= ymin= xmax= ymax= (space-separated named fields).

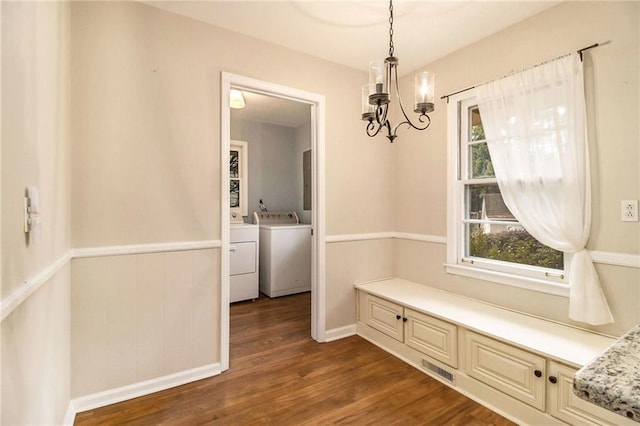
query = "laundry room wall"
xmin=294 ymin=121 xmax=312 ymax=225
xmin=230 ymin=117 xmax=300 ymax=219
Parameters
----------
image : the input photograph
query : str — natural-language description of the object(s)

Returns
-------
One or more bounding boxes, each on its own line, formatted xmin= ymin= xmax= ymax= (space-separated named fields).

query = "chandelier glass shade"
xmin=361 ymin=0 xmax=435 ymax=143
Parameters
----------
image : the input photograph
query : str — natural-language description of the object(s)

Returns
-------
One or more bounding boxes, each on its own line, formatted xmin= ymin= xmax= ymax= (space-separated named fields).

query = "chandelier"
xmin=361 ymin=0 xmax=435 ymax=143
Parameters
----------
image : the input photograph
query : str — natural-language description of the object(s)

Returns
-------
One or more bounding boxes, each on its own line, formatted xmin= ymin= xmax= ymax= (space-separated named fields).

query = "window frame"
xmin=230 ymin=140 xmax=248 ymax=218
xmin=445 ymin=91 xmax=570 ymax=297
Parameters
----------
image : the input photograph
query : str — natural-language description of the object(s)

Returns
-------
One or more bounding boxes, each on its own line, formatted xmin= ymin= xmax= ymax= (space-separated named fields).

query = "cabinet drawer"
xmin=360 ymin=293 xmax=403 ymax=342
xmin=547 ymin=361 xmax=636 ymax=426
xmin=230 ymin=242 xmax=256 ymax=275
xmin=405 ymin=309 xmax=457 ymax=368
xmin=230 ymin=226 xmax=258 ymax=242
xmin=465 ymin=331 xmax=545 ymax=411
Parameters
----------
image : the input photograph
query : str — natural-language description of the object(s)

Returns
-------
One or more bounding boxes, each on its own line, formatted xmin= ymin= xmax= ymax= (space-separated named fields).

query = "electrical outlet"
xmin=621 ymin=200 xmax=639 ymax=222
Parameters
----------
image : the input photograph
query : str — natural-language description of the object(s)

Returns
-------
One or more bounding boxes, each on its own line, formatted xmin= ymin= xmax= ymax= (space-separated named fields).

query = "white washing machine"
xmin=253 ymin=211 xmax=311 ymax=298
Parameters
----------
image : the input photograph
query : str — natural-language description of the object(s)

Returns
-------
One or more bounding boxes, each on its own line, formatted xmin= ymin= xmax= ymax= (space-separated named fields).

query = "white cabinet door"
xmin=229 ymin=242 xmax=256 ymax=276
xmin=465 ymin=331 xmax=546 ymax=411
xmin=405 ymin=308 xmax=458 ymax=368
xmin=547 ymin=361 xmax=637 ymax=426
xmin=360 ymin=293 xmax=404 ymax=342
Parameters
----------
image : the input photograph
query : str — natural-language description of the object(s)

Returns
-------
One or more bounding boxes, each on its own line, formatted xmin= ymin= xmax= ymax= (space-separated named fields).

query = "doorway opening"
xmin=220 ymin=72 xmax=326 ymax=371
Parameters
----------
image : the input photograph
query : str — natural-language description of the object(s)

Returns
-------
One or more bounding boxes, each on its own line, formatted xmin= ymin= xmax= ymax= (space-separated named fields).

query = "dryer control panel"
xmin=253 ymin=211 xmax=299 ymax=224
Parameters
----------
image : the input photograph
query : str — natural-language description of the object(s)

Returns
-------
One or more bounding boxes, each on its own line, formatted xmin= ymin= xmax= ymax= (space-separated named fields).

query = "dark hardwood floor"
xmin=74 ymin=292 xmax=516 ymax=425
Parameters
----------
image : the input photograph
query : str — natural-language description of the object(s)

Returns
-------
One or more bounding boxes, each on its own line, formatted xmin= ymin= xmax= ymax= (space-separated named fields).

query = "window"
xmin=446 ymin=93 xmax=569 ymax=296
xmin=230 ymin=140 xmax=248 ymax=219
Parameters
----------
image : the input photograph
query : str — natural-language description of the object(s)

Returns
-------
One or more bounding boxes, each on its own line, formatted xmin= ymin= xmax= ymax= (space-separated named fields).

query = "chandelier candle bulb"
xmin=368 ymin=59 xmax=390 ymax=105
xmin=414 ymin=71 xmax=435 ymax=114
xmin=361 ymin=84 xmax=376 ymax=121
xmin=369 ymin=59 xmax=385 ymax=91
xmin=361 ymin=0 xmax=434 ymax=142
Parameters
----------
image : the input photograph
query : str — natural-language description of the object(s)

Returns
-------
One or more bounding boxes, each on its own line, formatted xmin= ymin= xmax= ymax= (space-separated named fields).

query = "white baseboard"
xmin=63 ymin=401 xmax=77 ymax=426
xmin=69 ymin=363 xmax=221 ymax=417
xmin=324 ymin=324 xmax=356 ymax=342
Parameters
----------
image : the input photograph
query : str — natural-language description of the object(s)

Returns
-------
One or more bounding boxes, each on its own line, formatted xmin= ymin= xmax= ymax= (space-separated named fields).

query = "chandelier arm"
xmin=374 ymin=102 xmax=388 ymax=127
xmin=366 ymin=97 xmax=392 ymax=139
xmin=366 ymin=119 xmax=383 ymax=138
xmin=362 ymin=0 xmax=434 ymax=143
xmin=391 ymin=114 xmax=431 ymax=139
xmin=390 ymin=62 xmax=431 ymax=132
xmin=366 ymin=112 xmax=388 ymax=138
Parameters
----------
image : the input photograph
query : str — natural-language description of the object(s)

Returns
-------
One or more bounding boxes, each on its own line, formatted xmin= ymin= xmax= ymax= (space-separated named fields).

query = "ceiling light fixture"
xmin=361 ymin=0 xmax=435 ymax=143
xmin=230 ymin=89 xmax=246 ymax=109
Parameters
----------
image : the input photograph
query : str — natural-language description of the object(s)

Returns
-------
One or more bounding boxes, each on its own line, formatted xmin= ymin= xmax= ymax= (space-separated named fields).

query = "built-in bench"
xmin=355 ymin=278 xmax=634 ymax=426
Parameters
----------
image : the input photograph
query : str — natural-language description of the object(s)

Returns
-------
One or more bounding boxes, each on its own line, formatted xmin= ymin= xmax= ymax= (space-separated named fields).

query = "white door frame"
xmin=220 ymin=72 xmax=326 ymax=371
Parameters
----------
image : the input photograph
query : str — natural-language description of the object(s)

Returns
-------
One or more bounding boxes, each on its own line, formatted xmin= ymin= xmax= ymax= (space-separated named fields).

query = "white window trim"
xmin=230 ymin=140 xmax=248 ymax=218
xmin=445 ymin=91 xmax=570 ymax=298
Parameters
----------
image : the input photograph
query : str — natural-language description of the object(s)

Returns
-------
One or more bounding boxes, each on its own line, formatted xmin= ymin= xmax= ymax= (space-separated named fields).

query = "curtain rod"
xmin=440 ymin=42 xmax=605 ymax=102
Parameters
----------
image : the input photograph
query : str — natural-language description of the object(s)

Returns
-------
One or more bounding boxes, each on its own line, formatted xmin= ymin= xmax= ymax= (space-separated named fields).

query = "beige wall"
xmin=394 ymin=1 xmax=640 ymax=337
xmin=4 ymin=1 xmax=637 ymax=420
xmin=2 ymin=1 xmax=71 ymax=297
xmin=69 ymin=0 xmax=389 ymax=397
xmin=1 ymin=1 xmax=71 ymax=424
xmin=70 ymin=1 xmax=390 ymax=247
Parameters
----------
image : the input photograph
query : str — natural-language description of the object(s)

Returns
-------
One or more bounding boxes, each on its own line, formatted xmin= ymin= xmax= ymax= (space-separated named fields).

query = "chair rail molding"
xmin=325 ymin=232 xmax=638 ymax=269
xmin=1 ymin=240 xmax=222 ymax=322
xmin=1 ymin=252 xmax=72 ymax=322
xmin=71 ymin=240 xmax=222 ymax=258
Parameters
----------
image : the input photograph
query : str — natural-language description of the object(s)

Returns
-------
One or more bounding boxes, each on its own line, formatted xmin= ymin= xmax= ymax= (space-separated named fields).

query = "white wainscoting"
xmin=70 ymin=246 xmax=220 ymax=398
xmin=1 ymin=241 xmax=222 ymax=323
xmin=4 ymin=235 xmax=638 ymax=425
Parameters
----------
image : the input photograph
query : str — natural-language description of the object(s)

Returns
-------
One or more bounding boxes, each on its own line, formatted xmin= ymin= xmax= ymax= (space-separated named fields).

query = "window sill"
xmin=444 ymin=263 xmax=570 ymax=297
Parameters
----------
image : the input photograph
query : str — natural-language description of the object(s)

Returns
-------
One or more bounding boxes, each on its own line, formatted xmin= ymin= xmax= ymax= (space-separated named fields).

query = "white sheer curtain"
xmin=476 ymin=53 xmax=613 ymax=325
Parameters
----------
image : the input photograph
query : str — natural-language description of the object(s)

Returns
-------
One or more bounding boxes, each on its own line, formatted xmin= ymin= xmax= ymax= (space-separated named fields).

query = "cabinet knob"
xmin=534 ymin=370 xmax=542 ymax=378
xmin=396 ymin=315 xmax=401 ymax=320
xmin=548 ymin=376 xmax=558 ymax=384
xmin=402 ymin=317 xmax=408 ymax=323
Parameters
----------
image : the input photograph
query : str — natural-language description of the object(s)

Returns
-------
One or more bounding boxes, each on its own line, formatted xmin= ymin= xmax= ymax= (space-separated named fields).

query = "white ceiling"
xmin=145 ymin=0 xmax=560 ymax=76
xmin=144 ymin=0 xmax=561 ymax=127
xmin=231 ymin=90 xmax=312 ymax=128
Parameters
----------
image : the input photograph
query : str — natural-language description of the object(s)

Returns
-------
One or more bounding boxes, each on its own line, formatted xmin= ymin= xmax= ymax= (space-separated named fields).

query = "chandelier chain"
xmin=363 ymin=0 xmax=433 ymax=142
xmin=388 ymin=0 xmax=394 ymax=57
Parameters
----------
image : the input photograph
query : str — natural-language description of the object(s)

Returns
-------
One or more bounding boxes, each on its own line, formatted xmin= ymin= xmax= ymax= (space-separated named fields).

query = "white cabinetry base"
xmin=355 ymin=278 xmax=626 ymax=426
